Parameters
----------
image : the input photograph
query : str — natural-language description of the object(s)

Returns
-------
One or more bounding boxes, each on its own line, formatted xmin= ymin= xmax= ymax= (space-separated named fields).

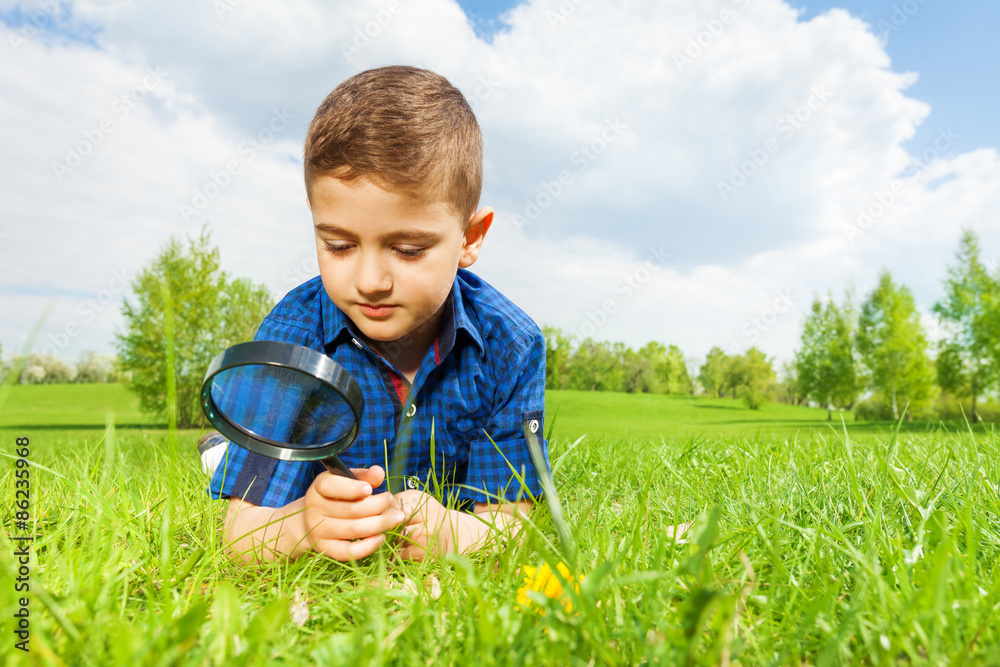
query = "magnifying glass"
xmin=200 ymin=341 xmax=364 ymax=480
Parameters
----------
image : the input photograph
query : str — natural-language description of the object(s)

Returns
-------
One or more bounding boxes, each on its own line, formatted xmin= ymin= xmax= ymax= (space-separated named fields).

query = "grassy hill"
xmin=0 ymin=383 xmax=997 ymax=663
xmin=3 ymin=383 xmax=981 ymax=440
xmin=544 ymin=389 xmax=852 ymax=441
xmin=0 ymin=382 xmax=148 ymax=430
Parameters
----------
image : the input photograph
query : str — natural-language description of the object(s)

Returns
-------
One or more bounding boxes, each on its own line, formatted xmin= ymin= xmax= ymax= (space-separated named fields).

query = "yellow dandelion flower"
xmin=516 ymin=561 xmax=581 ymax=614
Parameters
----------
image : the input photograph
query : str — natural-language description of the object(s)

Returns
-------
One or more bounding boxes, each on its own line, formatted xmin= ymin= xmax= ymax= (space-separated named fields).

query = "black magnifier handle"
xmin=322 ymin=456 xmax=357 ymax=479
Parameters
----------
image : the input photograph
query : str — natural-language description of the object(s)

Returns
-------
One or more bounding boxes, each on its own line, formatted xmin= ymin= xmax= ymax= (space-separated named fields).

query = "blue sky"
xmin=2 ymin=0 xmax=998 ymax=367
xmin=457 ymin=0 xmax=1000 ymax=154
xmin=0 ymin=3 xmax=101 ymax=46
xmin=792 ymin=0 xmax=1000 ymax=154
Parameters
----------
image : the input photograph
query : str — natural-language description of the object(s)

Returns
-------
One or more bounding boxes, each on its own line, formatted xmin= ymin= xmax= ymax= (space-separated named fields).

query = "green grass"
xmin=1 ymin=385 xmax=999 ymax=664
xmin=545 ymin=389 xmax=845 ymax=441
xmin=0 ymin=383 xmax=149 ymax=430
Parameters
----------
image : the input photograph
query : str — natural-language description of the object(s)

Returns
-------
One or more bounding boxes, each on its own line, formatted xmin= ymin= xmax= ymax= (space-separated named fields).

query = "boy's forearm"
xmin=471 ymin=500 xmax=530 ymax=549
xmin=455 ymin=506 xmax=524 ymax=553
xmin=426 ymin=501 xmax=529 ymax=556
xmin=224 ymin=497 xmax=307 ymax=564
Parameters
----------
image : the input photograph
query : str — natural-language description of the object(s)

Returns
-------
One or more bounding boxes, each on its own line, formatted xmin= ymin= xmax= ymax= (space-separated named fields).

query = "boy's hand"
xmin=294 ymin=465 xmax=406 ymax=561
xmin=394 ymin=490 xmax=454 ymax=560
xmin=393 ymin=490 xmax=530 ymax=560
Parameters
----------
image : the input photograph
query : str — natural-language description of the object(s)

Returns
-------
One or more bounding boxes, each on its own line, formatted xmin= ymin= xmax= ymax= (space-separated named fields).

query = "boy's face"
xmin=308 ymin=174 xmax=492 ymax=352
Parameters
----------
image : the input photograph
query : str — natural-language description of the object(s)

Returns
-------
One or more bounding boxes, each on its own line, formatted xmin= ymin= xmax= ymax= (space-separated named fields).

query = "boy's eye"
xmin=322 ymin=241 xmax=426 ymax=259
xmin=394 ymin=246 xmax=426 ymax=259
xmin=323 ymin=242 xmax=354 ymax=255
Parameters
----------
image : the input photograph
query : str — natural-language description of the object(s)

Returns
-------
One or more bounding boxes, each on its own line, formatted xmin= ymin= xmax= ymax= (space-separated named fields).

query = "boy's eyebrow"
xmin=314 ymin=222 xmax=439 ymax=242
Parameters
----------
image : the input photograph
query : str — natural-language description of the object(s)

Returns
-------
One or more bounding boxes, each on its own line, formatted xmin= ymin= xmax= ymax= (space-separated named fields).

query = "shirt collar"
xmin=320 ymin=272 xmax=485 ymax=359
xmin=441 ymin=273 xmax=485 ymax=358
xmin=321 ymin=288 xmax=352 ymax=349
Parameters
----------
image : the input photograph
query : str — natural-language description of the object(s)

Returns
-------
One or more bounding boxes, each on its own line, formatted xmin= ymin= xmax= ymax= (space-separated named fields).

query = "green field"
xmin=1 ymin=384 xmax=998 ymax=665
xmin=547 ymin=389 xmax=856 ymax=441
xmin=0 ymin=383 xmax=148 ymax=430
xmin=1 ymin=383 xmax=992 ymax=439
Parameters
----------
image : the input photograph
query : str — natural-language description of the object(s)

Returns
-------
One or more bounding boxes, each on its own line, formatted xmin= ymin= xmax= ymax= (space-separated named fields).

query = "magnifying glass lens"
xmin=210 ymin=364 xmax=357 ymax=448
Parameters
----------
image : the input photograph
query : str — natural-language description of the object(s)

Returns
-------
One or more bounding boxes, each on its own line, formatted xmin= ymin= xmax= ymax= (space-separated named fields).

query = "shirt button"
xmin=405 ymin=403 xmax=417 ymax=418
xmin=529 ymin=419 xmax=540 ymax=434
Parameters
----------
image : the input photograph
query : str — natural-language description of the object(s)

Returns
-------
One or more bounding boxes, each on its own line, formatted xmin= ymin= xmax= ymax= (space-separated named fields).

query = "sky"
xmin=1 ymin=0 xmax=998 ymax=373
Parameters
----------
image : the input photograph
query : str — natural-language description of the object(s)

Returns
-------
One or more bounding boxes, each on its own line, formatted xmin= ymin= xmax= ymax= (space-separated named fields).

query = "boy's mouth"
xmin=358 ymin=303 xmax=398 ymax=318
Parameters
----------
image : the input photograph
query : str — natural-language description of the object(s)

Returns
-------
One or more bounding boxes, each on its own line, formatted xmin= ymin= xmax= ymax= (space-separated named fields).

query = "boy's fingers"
xmin=315 ymin=466 xmax=388 ymax=500
xmin=394 ymin=489 xmax=427 ymax=517
xmin=309 ymin=499 xmax=408 ymax=558
xmin=312 ymin=510 xmax=405 ymax=542
xmin=313 ymin=533 xmax=386 ymax=561
xmin=315 ymin=471 xmax=374 ymax=501
xmin=354 ymin=465 xmax=386 ymax=488
xmin=395 ymin=527 xmax=432 ymax=561
xmin=314 ymin=491 xmax=397 ymax=520
xmin=395 ymin=490 xmax=445 ymax=525
xmin=395 ymin=544 xmax=428 ymax=561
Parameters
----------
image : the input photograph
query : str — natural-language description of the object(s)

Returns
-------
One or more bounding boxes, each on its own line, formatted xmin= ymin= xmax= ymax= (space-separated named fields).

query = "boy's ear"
xmin=459 ymin=207 xmax=493 ymax=268
xmin=306 ymin=195 xmax=312 ymax=212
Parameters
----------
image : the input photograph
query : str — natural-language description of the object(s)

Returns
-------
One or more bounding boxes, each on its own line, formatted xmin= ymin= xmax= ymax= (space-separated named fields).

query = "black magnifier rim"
xmin=200 ymin=341 xmax=364 ymax=462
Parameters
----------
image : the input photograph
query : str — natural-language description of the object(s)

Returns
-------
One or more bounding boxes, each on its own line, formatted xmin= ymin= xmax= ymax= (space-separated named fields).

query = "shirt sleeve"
xmin=461 ymin=324 xmax=550 ymax=505
xmin=207 ymin=315 xmax=327 ymax=508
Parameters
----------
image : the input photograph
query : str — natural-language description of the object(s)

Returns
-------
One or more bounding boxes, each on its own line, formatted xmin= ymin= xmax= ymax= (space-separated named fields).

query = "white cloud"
xmin=1 ymin=0 xmax=998 ymax=368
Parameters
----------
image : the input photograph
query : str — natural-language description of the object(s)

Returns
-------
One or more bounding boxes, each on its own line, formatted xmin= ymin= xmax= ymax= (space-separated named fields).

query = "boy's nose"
xmin=354 ymin=253 xmax=392 ymax=295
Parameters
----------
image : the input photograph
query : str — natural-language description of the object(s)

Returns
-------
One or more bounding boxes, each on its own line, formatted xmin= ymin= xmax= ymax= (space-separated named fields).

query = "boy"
xmin=208 ymin=66 xmax=549 ymax=564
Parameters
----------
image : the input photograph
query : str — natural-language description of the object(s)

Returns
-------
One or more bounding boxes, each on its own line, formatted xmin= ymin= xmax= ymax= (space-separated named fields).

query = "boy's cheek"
xmin=318 ymin=268 xmax=354 ymax=306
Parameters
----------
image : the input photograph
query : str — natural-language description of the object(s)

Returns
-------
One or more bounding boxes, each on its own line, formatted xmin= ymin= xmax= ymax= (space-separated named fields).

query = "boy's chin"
xmin=355 ymin=318 xmax=417 ymax=344
xmin=355 ymin=315 xmax=438 ymax=350
xmin=354 ymin=321 xmax=402 ymax=343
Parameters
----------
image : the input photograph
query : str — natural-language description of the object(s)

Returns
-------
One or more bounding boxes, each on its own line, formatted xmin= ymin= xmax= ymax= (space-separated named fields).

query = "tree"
xmin=540 ymin=330 xmax=691 ymax=395
xmin=698 ymin=347 xmax=731 ymax=398
xmin=727 ymin=347 xmax=775 ymax=409
xmin=794 ymin=293 xmax=858 ymax=420
xmin=933 ymin=230 xmax=999 ymax=423
xmin=622 ymin=344 xmax=658 ymax=393
xmin=16 ymin=353 xmax=74 ymax=384
xmin=116 ymin=229 xmax=274 ymax=428
xmin=565 ymin=338 xmax=624 ymax=392
xmin=856 ymin=271 xmax=934 ymax=420
xmin=658 ymin=344 xmax=693 ymax=394
xmin=74 ymin=352 xmax=121 ymax=383
xmin=542 ymin=326 xmax=574 ymax=390
xmin=775 ymin=361 xmax=803 ymax=405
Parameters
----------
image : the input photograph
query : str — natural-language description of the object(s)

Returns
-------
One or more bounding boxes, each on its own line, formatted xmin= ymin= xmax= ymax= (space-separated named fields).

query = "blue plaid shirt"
xmin=208 ymin=268 xmax=549 ymax=509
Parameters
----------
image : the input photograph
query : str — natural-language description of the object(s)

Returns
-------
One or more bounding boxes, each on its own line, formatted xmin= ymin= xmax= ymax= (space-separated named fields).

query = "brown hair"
xmin=304 ymin=66 xmax=483 ymax=222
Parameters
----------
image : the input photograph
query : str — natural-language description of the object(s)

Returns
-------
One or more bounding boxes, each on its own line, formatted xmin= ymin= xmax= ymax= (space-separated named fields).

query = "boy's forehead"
xmin=314 ymin=221 xmax=443 ymax=242
xmin=309 ymin=173 xmax=466 ymax=227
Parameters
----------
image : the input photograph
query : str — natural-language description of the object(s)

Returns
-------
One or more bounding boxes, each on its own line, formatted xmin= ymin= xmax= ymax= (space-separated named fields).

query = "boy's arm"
xmin=223 ymin=466 xmax=406 ymax=564
xmin=391 ymin=323 xmax=549 ymax=560
xmin=224 ymin=496 xmax=313 ymax=564
xmin=393 ymin=491 xmax=531 ymax=560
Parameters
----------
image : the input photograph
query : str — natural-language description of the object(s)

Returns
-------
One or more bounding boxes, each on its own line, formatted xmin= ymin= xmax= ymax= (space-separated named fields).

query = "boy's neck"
xmin=362 ymin=303 xmax=446 ymax=384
